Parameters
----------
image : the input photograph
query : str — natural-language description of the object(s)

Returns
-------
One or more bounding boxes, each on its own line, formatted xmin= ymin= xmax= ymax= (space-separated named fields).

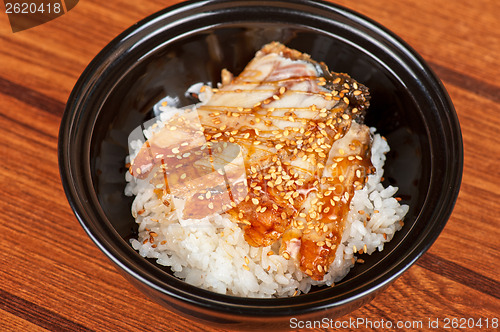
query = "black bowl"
xmin=58 ymin=0 xmax=462 ymax=330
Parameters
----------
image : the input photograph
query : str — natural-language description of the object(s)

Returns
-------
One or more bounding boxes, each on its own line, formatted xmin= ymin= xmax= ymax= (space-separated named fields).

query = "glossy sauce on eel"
xmin=130 ymin=42 xmax=373 ymax=281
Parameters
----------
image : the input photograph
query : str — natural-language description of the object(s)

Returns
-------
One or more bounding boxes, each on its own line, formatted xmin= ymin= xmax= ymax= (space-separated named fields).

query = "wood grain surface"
xmin=1 ymin=0 xmax=499 ymax=331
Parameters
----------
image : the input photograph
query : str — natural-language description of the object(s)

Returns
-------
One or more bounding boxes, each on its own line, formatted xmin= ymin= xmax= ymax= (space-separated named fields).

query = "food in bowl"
xmin=125 ymin=42 xmax=408 ymax=297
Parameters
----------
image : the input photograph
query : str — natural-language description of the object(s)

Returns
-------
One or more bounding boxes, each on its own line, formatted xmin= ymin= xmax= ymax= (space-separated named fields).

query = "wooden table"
xmin=1 ymin=0 xmax=498 ymax=331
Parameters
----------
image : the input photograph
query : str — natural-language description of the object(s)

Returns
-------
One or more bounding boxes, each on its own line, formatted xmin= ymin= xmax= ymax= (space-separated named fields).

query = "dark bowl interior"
xmin=59 ymin=0 xmax=462 ymax=329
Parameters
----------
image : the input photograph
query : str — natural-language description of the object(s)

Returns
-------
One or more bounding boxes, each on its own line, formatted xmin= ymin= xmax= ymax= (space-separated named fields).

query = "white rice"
xmin=125 ymin=112 xmax=409 ymax=298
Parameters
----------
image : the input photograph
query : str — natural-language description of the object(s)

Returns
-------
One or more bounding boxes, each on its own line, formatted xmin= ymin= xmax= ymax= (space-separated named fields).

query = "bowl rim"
xmin=58 ymin=0 xmax=463 ymax=318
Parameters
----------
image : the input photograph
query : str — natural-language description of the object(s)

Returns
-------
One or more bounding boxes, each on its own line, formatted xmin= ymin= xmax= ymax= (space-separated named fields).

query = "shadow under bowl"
xmin=58 ymin=0 xmax=463 ymax=330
